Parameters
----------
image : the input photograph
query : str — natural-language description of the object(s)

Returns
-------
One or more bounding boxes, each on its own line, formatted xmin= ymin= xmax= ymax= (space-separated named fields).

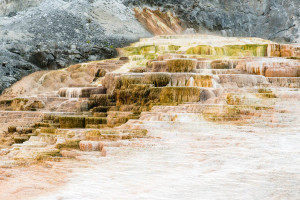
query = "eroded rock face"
xmin=134 ymin=8 xmax=183 ymax=35
xmin=125 ymin=0 xmax=300 ymax=43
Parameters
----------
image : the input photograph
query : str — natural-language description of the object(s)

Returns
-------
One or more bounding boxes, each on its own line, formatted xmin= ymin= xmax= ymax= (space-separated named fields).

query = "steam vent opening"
xmin=0 ymin=1 xmax=300 ymax=199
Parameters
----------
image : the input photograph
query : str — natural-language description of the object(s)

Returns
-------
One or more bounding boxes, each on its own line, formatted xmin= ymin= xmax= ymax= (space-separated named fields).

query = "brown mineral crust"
xmin=134 ymin=8 xmax=184 ymax=35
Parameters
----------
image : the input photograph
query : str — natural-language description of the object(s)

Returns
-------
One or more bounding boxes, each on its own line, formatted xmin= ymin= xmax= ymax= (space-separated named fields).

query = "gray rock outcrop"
xmin=1 ymin=0 xmax=299 ymax=94
xmin=0 ymin=0 xmax=151 ymax=93
xmin=0 ymin=0 xmax=43 ymax=17
xmin=125 ymin=0 xmax=300 ymax=43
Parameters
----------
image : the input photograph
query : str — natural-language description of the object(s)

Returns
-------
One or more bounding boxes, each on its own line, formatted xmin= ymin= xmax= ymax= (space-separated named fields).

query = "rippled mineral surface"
xmin=37 ymin=122 xmax=300 ymax=200
xmin=0 ymin=35 xmax=300 ymax=200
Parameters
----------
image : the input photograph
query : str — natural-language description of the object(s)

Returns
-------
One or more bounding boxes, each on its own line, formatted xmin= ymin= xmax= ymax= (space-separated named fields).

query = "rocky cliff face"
xmin=1 ymin=0 xmax=299 ymax=94
xmin=125 ymin=0 xmax=300 ymax=43
xmin=0 ymin=0 xmax=151 ymax=93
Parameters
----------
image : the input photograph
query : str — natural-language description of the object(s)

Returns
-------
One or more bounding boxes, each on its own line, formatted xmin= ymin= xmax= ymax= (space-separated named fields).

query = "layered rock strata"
xmin=0 ymin=34 xmax=299 ymax=169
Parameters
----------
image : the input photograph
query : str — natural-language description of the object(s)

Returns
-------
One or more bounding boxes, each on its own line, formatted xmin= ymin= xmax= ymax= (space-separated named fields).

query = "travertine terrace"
xmin=0 ymin=35 xmax=300 ymax=199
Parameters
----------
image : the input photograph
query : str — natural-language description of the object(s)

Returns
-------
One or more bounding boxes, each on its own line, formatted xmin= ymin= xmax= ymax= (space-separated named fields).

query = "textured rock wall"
xmin=0 ymin=0 xmax=43 ymax=17
xmin=134 ymin=8 xmax=183 ymax=35
xmin=125 ymin=0 xmax=300 ymax=43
